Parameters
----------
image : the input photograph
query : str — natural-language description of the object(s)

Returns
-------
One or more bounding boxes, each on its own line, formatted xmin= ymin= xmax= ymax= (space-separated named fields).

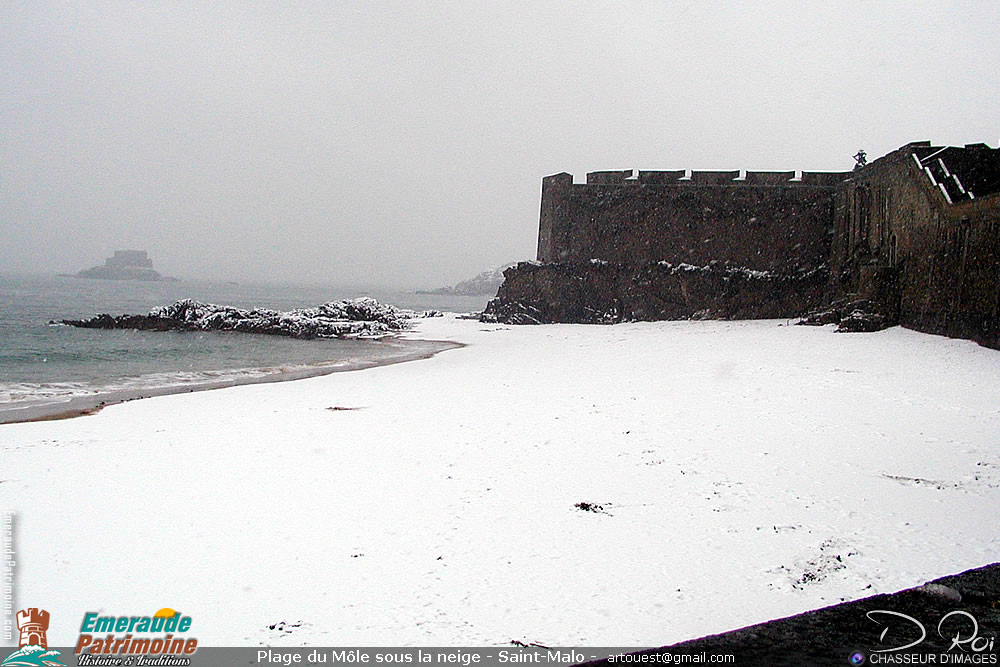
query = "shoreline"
xmin=0 ymin=336 xmax=463 ymax=425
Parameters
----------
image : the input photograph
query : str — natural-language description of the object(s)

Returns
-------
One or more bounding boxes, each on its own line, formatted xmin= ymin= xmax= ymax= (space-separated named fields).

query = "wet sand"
xmin=0 ymin=337 xmax=462 ymax=425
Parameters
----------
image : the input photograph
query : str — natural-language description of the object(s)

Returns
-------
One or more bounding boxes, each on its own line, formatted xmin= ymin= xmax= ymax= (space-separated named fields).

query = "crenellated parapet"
xmin=578 ymin=168 xmax=851 ymax=187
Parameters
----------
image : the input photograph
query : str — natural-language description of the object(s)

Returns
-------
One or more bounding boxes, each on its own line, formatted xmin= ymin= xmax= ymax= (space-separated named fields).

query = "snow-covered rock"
xmin=62 ymin=297 xmax=427 ymax=339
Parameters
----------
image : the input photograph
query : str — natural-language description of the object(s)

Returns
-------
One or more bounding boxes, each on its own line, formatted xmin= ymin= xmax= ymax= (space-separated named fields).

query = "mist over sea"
xmin=0 ymin=274 xmax=489 ymax=418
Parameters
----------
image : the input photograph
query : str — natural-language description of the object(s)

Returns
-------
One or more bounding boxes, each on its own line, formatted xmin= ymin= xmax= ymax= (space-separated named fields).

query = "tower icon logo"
xmin=16 ymin=609 xmax=48 ymax=650
xmin=2 ymin=608 xmax=64 ymax=666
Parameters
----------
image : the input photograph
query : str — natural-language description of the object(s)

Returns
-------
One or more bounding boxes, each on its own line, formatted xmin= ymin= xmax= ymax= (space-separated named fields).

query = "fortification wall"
xmin=832 ymin=143 xmax=1000 ymax=348
xmin=538 ymin=170 xmax=848 ymax=272
xmin=507 ymin=143 xmax=1000 ymax=348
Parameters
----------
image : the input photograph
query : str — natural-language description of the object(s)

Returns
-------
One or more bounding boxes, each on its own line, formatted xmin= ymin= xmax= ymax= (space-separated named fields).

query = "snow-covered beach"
xmin=2 ymin=315 xmax=999 ymax=648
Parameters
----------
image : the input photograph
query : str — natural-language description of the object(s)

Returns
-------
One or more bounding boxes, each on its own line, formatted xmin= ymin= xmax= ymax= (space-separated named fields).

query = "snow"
xmin=2 ymin=317 xmax=999 ymax=648
xmin=652 ymin=262 xmax=777 ymax=279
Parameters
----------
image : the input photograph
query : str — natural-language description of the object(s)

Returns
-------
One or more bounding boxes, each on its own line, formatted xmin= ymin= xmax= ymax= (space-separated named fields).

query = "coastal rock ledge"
xmin=62 ymin=297 xmax=432 ymax=339
xmin=481 ymin=260 xmax=828 ymax=325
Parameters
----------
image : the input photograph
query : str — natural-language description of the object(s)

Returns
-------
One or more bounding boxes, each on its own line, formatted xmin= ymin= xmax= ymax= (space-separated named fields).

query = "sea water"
xmin=0 ymin=274 xmax=489 ymax=421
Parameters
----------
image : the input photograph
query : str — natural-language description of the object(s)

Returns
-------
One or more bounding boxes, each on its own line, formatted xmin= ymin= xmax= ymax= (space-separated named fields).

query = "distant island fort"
xmin=484 ymin=141 xmax=1000 ymax=350
xmin=69 ymin=250 xmax=177 ymax=281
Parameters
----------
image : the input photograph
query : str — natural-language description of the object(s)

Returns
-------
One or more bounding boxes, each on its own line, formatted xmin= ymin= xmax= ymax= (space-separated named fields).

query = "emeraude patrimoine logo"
xmin=75 ymin=608 xmax=198 ymax=659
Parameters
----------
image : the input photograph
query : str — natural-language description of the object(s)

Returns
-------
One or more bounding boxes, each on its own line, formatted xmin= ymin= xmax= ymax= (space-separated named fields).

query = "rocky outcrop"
xmin=62 ymin=297 xmax=432 ymax=339
xmin=417 ymin=263 xmax=517 ymax=296
xmin=797 ymin=297 xmax=897 ymax=333
xmin=482 ymin=261 xmax=828 ymax=325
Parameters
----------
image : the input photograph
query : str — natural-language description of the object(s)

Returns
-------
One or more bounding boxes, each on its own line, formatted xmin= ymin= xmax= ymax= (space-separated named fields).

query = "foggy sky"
xmin=2 ymin=1 xmax=998 ymax=289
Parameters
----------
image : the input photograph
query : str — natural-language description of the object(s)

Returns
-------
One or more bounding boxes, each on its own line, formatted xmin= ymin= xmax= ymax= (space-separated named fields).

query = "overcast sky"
xmin=2 ymin=1 xmax=998 ymax=289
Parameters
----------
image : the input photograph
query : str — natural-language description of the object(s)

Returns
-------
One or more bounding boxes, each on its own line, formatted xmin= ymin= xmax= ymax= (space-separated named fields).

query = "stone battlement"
xmin=574 ymin=169 xmax=852 ymax=186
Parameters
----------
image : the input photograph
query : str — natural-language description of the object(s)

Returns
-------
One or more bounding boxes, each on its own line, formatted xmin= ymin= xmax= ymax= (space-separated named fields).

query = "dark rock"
xmin=836 ymin=311 xmax=893 ymax=333
xmin=798 ymin=297 xmax=896 ymax=333
xmin=482 ymin=261 xmax=828 ymax=325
